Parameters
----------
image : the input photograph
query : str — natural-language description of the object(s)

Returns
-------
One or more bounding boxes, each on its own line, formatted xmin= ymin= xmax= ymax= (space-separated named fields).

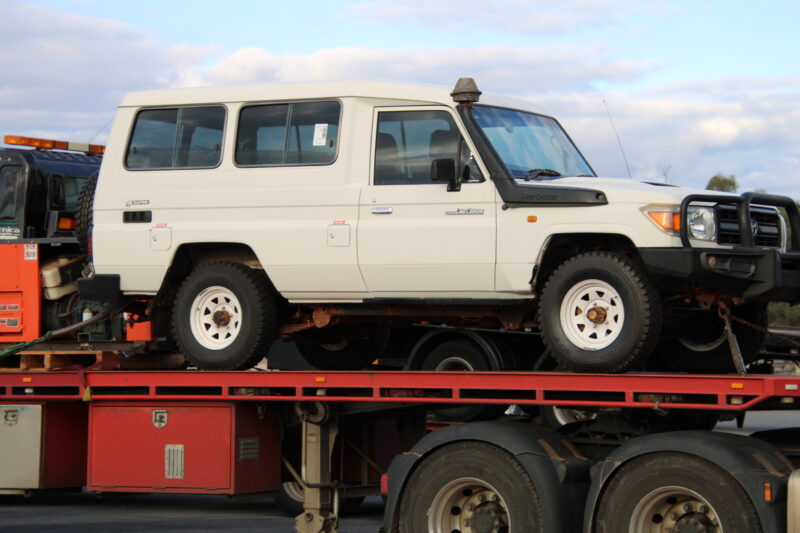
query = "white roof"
xmin=119 ymin=79 xmax=548 ymax=115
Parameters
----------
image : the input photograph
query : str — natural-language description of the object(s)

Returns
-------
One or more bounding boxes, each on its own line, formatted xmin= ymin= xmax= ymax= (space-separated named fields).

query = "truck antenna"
xmin=603 ymin=99 xmax=632 ymax=180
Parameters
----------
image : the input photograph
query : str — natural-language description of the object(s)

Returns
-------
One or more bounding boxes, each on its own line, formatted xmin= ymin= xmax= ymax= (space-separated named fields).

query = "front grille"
xmin=716 ymin=205 xmax=782 ymax=247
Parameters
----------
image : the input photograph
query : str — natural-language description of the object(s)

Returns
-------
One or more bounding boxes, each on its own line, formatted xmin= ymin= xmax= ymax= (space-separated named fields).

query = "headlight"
xmin=687 ymin=206 xmax=716 ymax=241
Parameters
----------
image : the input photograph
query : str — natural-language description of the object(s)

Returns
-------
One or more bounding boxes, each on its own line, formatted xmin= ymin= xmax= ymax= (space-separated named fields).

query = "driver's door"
xmin=357 ymin=107 xmax=497 ymax=297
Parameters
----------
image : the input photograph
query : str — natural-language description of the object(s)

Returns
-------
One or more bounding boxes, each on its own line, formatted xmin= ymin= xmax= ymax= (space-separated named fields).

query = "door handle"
xmin=371 ymin=207 xmax=393 ymax=215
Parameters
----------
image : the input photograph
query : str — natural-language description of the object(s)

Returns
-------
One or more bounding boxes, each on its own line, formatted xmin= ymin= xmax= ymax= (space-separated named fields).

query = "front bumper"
xmin=639 ymin=246 xmax=800 ymax=302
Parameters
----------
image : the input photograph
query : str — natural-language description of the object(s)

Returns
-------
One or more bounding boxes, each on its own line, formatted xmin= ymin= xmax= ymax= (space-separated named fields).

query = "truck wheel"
xmin=296 ymin=328 xmax=389 ymax=370
xmin=398 ymin=441 xmax=544 ymax=533
xmin=538 ymin=251 xmax=661 ymax=372
xmin=172 ymin=262 xmax=277 ymax=370
xmin=75 ymin=172 xmax=98 ymax=255
xmin=656 ymin=303 xmax=767 ymax=373
xmin=595 ymin=452 xmax=761 ymax=533
xmin=421 ymin=339 xmax=506 ymax=421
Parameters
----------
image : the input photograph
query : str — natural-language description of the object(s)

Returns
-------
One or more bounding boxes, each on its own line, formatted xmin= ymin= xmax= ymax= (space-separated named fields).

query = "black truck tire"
xmin=656 ymin=303 xmax=767 ymax=373
xmin=595 ymin=452 xmax=761 ymax=533
xmin=398 ymin=441 xmax=544 ymax=533
xmin=420 ymin=339 xmax=507 ymax=421
xmin=538 ymin=251 xmax=662 ymax=372
xmin=172 ymin=262 xmax=277 ymax=370
xmin=296 ymin=328 xmax=389 ymax=370
xmin=75 ymin=172 xmax=98 ymax=255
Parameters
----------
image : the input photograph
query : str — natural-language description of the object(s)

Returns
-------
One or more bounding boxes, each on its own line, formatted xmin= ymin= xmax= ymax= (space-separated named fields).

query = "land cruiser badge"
xmin=445 ymin=208 xmax=485 ymax=216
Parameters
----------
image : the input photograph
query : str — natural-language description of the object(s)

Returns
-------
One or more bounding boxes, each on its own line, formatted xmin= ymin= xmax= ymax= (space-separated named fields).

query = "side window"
xmin=236 ymin=101 xmax=340 ymax=166
xmin=0 ymin=165 xmax=20 ymax=220
xmin=374 ymin=110 xmax=482 ymax=185
xmin=126 ymin=106 xmax=225 ymax=169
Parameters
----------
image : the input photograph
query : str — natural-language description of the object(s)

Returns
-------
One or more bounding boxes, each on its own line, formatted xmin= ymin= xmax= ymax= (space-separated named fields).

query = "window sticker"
xmin=313 ymin=124 xmax=329 ymax=147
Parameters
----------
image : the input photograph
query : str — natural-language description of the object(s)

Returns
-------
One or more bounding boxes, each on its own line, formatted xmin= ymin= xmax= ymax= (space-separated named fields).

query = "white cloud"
xmin=0 ymin=1 xmax=208 ymax=141
xmin=1 ymin=1 xmax=797 ymax=200
xmin=187 ymin=45 xmax=648 ymax=93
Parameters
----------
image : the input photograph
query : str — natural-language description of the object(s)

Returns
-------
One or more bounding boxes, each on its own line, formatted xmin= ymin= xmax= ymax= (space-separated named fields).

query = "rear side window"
xmin=126 ymin=106 xmax=226 ymax=169
xmin=236 ymin=101 xmax=340 ymax=166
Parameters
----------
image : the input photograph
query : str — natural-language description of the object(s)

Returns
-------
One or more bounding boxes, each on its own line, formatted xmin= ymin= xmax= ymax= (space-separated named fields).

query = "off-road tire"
xmin=538 ymin=251 xmax=662 ymax=373
xmin=75 ymin=172 xmax=98 ymax=255
xmin=172 ymin=262 xmax=276 ymax=370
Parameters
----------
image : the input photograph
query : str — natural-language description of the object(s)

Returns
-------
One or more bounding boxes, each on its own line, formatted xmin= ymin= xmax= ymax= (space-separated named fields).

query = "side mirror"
xmin=431 ymin=158 xmax=460 ymax=192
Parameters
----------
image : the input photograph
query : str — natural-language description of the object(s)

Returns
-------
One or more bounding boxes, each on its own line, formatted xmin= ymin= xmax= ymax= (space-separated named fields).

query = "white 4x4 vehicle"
xmin=79 ymin=78 xmax=800 ymax=373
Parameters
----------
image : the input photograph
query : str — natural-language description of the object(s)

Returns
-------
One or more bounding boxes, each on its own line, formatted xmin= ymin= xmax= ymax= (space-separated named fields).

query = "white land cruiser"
xmin=78 ymin=78 xmax=800 ymax=373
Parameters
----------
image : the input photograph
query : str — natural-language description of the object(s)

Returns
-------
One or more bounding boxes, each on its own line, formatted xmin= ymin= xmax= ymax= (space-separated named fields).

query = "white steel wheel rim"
xmin=629 ymin=485 xmax=722 ymax=533
xmin=428 ymin=477 xmax=510 ymax=533
xmin=189 ymin=286 xmax=243 ymax=350
xmin=559 ymin=279 xmax=625 ymax=350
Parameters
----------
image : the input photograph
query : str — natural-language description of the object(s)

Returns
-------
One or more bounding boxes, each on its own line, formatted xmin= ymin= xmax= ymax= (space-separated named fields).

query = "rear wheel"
xmin=595 ymin=452 xmax=761 ymax=533
xmin=398 ymin=441 xmax=544 ymax=533
xmin=539 ymin=251 xmax=662 ymax=373
xmin=173 ymin=262 xmax=276 ymax=370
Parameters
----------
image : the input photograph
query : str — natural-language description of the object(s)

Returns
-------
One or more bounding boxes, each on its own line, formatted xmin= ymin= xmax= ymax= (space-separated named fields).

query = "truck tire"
xmin=420 ymin=339 xmax=506 ymax=421
xmin=398 ymin=441 xmax=544 ymax=533
xmin=172 ymin=262 xmax=277 ymax=370
xmin=595 ymin=452 xmax=761 ymax=533
xmin=538 ymin=251 xmax=661 ymax=372
xmin=656 ymin=303 xmax=767 ymax=373
xmin=75 ymin=172 xmax=98 ymax=255
xmin=296 ymin=328 xmax=389 ymax=370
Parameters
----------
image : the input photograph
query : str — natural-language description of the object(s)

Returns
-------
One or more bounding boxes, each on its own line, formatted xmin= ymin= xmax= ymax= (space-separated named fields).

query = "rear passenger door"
xmin=357 ymin=107 xmax=497 ymax=296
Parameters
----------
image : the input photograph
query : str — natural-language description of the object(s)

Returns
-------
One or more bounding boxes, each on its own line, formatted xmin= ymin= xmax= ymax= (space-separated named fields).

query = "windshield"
xmin=472 ymin=105 xmax=594 ymax=179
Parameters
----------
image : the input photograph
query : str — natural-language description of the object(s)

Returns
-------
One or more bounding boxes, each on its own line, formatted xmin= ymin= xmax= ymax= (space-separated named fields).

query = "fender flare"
xmin=383 ymin=420 xmax=592 ymax=532
xmin=583 ymin=430 xmax=793 ymax=533
xmin=404 ymin=328 xmax=507 ymax=371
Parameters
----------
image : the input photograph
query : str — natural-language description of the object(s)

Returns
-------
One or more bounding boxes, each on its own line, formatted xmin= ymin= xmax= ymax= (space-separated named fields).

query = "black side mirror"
xmin=431 ymin=158 xmax=460 ymax=192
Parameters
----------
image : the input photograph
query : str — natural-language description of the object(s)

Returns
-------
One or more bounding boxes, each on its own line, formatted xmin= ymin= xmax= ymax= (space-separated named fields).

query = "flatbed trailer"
xmin=2 ymin=368 xmax=800 ymax=533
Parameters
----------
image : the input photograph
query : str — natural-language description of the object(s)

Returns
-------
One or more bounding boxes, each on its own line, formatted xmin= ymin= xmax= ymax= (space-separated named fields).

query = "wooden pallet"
xmin=17 ymin=350 xmax=120 ymax=371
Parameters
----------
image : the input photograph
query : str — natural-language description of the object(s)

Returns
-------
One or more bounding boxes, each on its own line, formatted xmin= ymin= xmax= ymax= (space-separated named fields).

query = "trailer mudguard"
xmin=584 ymin=430 xmax=794 ymax=533
xmin=383 ymin=420 xmax=592 ymax=533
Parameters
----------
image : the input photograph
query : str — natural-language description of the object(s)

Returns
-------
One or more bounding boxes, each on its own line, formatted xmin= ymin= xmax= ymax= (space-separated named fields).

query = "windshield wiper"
xmin=525 ymin=169 xmax=561 ymax=181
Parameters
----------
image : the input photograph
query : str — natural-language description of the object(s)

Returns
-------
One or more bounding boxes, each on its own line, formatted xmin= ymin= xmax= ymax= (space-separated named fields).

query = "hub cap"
xmin=630 ymin=486 xmax=722 ymax=533
xmin=428 ymin=477 xmax=509 ymax=533
xmin=560 ymin=279 xmax=624 ymax=350
xmin=189 ymin=286 xmax=243 ymax=350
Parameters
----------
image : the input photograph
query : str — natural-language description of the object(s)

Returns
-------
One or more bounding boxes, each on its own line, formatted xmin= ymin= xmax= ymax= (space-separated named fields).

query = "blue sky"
xmin=3 ymin=0 xmax=799 ymax=197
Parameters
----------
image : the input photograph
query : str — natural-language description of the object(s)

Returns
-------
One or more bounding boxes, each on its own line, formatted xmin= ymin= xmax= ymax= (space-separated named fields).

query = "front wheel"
xmin=172 ymin=262 xmax=277 ymax=370
xmin=398 ymin=441 xmax=544 ymax=533
xmin=538 ymin=251 xmax=662 ymax=373
xmin=595 ymin=452 xmax=762 ymax=533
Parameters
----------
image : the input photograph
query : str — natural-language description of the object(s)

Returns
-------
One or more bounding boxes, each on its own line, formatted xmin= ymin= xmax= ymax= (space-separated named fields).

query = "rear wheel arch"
xmin=157 ymin=242 xmax=275 ymax=303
